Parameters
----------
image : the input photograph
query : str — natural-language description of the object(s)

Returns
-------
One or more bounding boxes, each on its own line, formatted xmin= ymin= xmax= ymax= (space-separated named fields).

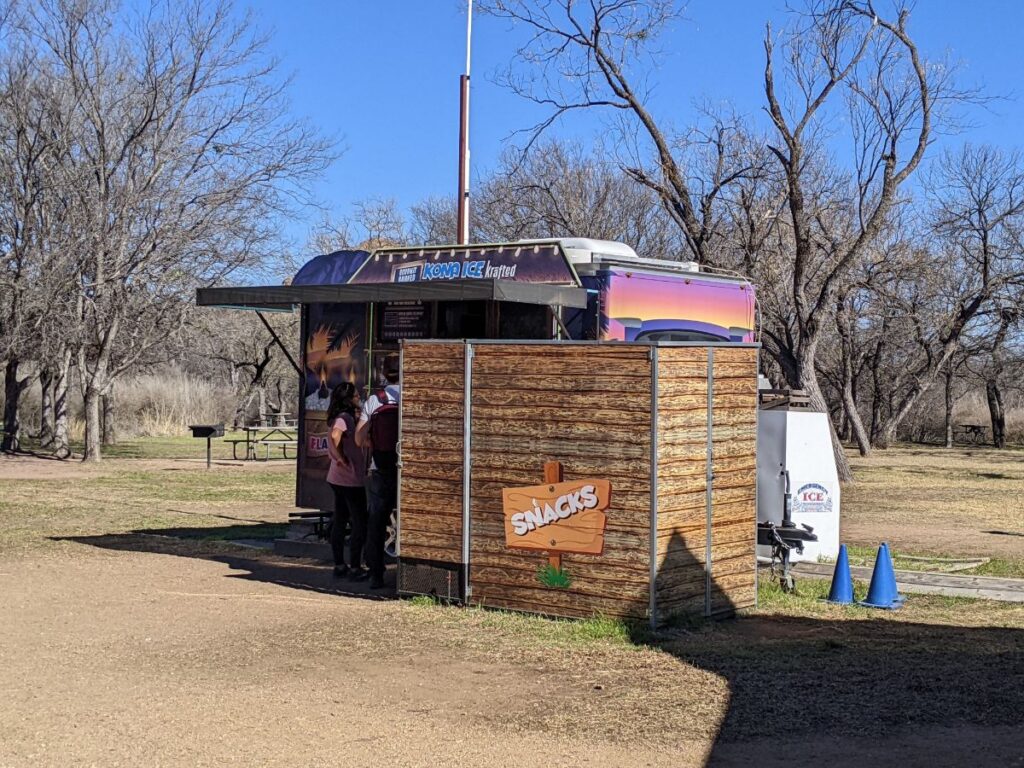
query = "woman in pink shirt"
xmin=326 ymin=382 xmax=368 ymax=580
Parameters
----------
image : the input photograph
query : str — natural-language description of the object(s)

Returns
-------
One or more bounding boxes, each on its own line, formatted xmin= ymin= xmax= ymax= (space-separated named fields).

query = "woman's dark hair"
xmin=327 ymin=382 xmax=358 ymax=423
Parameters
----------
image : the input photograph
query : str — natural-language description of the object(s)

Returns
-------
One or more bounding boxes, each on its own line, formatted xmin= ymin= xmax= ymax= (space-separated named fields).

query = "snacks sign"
xmin=502 ymin=478 xmax=611 ymax=556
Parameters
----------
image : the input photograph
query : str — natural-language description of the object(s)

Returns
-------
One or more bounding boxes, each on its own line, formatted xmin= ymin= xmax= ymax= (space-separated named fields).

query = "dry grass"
xmin=844 ymin=445 xmax=1024 ymax=562
xmin=0 ymin=458 xmax=294 ymax=556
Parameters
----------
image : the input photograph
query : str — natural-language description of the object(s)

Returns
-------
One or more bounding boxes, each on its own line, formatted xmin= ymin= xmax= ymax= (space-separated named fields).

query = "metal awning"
xmin=195 ymin=279 xmax=588 ymax=311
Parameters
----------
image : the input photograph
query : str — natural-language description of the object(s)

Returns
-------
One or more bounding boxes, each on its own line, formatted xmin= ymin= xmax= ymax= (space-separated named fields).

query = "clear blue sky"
xmin=245 ymin=1 xmax=1023 ymax=248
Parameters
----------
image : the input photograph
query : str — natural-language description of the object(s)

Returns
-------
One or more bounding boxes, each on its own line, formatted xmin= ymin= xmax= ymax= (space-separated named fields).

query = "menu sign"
xmin=349 ymin=243 xmax=578 ymax=285
xmin=379 ymin=301 xmax=429 ymax=342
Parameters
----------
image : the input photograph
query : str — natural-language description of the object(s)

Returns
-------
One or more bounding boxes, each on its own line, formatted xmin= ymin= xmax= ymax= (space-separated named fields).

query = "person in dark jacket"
xmin=356 ymin=357 xmax=400 ymax=590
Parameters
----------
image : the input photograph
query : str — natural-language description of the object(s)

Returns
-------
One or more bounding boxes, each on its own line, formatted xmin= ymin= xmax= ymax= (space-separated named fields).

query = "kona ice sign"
xmin=349 ymin=243 xmax=577 ymax=285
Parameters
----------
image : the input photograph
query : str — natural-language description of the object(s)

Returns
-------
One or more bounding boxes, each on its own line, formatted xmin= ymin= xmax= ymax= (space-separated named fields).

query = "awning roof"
xmin=196 ymin=279 xmax=589 ymax=311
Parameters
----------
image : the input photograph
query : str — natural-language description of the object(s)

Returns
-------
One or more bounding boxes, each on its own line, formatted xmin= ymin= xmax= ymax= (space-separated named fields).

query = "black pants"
xmin=366 ymin=469 xmax=396 ymax=581
xmin=329 ymin=483 xmax=367 ymax=569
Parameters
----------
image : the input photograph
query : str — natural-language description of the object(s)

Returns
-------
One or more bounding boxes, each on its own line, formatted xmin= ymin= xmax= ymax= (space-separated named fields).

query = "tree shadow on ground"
xmin=55 ymin=526 xmax=397 ymax=601
xmin=635 ymin=606 xmax=1024 ymax=766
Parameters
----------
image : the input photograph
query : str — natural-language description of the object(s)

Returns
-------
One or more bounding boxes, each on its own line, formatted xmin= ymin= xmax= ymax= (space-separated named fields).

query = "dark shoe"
xmin=369 ymin=576 xmax=386 ymax=590
xmin=332 ymin=565 xmax=349 ymax=579
xmin=349 ymin=568 xmax=370 ymax=582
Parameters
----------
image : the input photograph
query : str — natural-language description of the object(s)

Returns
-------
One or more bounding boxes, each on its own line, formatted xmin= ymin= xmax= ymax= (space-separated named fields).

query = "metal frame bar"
xmin=400 ymin=339 xmax=759 ymax=349
xmin=649 ymin=346 xmax=659 ymax=630
xmin=552 ymin=305 xmax=573 ymax=340
xmin=462 ymin=342 xmax=474 ymax=600
xmin=255 ymin=311 xmax=302 ymax=376
xmin=197 ymin=279 xmax=588 ymax=310
xmin=705 ymin=347 xmax=715 ymax=618
xmin=753 ymin=346 xmax=760 ymax=608
xmin=396 ymin=343 xmax=405 ymax=560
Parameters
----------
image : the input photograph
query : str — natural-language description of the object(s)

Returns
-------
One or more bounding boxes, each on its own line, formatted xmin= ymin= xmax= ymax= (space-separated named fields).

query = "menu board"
xmin=379 ymin=301 xmax=430 ymax=342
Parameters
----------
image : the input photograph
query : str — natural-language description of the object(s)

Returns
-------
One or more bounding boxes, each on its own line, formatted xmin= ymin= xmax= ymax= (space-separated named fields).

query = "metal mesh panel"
xmin=398 ymin=560 xmax=463 ymax=601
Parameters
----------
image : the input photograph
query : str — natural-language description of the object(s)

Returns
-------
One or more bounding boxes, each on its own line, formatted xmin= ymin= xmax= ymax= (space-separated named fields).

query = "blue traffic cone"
xmin=859 ymin=542 xmax=904 ymax=609
xmin=827 ymin=544 xmax=855 ymax=604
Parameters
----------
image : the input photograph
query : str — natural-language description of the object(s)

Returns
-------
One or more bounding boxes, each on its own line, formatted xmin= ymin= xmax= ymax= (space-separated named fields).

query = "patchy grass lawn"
xmin=844 ymin=446 xmax=1024 ymax=566
xmin=0 ymin=459 xmax=294 ymax=555
xmin=831 ymin=543 xmax=1024 ymax=580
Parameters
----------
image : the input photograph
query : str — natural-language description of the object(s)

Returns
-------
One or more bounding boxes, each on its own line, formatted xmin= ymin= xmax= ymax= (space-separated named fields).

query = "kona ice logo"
xmin=421 ymin=260 xmax=517 ymax=280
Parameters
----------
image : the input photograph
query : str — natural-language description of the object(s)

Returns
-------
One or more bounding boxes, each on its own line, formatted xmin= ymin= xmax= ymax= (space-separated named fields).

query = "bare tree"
xmin=482 ymin=0 xmax=759 ymax=264
xmin=0 ymin=45 xmax=68 ymax=453
xmin=14 ymin=0 xmax=334 ymax=460
xmin=870 ymin=145 xmax=1024 ymax=445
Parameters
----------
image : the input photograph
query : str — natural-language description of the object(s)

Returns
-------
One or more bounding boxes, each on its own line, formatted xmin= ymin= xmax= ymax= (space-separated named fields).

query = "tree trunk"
xmin=83 ymin=386 xmax=103 ymax=462
xmin=944 ymin=366 xmax=954 ymax=448
xmin=840 ymin=378 xmax=872 ymax=457
xmin=39 ymin=368 xmax=55 ymax=448
xmin=986 ymin=379 xmax=1006 ymax=449
xmin=2 ymin=357 xmax=31 ymax=453
xmin=798 ymin=349 xmax=853 ymax=482
xmin=101 ymin=389 xmax=116 ymax=446
xmin=257 ymin=386 xmax=267 ymax=427
xmin=52 ymin=354 xmax=71 ymax=459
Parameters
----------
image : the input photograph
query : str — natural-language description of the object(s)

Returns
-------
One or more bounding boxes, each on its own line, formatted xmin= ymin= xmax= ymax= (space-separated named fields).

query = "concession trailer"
xmin=198 ymin=238 xmax=768 ymax=625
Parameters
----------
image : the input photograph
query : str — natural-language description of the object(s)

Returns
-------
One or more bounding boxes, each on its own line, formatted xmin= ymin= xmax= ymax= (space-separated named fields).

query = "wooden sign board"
xmin=502 ymin=479 xmax=611 ymax=556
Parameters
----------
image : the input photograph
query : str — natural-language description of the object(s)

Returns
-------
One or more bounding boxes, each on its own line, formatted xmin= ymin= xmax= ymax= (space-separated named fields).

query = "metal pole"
xmin=456 ymin=0 xmax=472 ymax=244
xmin=256 ymin=311 xmax=301 ymax=376
xmin=462 ymin=343 xmax=474 ymax=600
xmin=705 ymin=347 xmax=715 ymax=618
xmin=649 ymin=346 xmax=659 ymax=630
xmin=206 ymin=436 xmax=212 ymax=470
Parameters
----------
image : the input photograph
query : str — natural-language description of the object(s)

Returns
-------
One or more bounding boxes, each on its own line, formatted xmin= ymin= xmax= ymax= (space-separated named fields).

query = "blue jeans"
xmin=365 ymin=469 xmax=396 ymax=581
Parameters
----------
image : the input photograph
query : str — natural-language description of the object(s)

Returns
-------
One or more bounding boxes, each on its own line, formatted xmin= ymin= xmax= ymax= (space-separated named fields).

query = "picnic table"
xmin=953 ymin=423 xmax=989 ymax=445
xmin=225 ymin=425 xmax=298 ymax=461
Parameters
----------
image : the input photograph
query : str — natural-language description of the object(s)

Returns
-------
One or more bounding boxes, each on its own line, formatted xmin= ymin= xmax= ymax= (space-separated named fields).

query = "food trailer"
xmin=197 ymin=238 xmax=759 ymax=625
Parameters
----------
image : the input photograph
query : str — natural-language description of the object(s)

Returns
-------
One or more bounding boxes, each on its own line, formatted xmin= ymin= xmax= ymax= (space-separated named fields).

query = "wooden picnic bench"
xmin=225 ymin=425 xmax=297 ymax=460
xmin=954 ymin=424 xmax=989 ymax=445
xmin=255 ymin=437 xmax=297 ymax=460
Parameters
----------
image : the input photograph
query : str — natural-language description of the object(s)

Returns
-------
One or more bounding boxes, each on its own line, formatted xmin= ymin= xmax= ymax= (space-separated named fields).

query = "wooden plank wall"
xmin=399 ymin=342 xmax=466 ymax=564
xmin=654 ymin=347 xmax=758 ymax=621
xmin=654 ymin=347 xmax=712 ymax=619
xmin=467 ymin=344 xmax=654 ymax=620
xmin=708 ymin=347 xmax=758 ymax=613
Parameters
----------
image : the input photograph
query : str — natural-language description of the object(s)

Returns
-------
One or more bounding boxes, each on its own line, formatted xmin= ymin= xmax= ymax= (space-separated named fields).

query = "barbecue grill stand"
xmin=757 ymin=467 xmax=818 ymax=591
xmin=188 ymin=424 xmax=225 ymax=469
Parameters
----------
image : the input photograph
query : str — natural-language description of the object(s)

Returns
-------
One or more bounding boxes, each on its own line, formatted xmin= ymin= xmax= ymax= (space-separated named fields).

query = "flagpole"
xmin=456 ymin=0 xmax=472 ymax=244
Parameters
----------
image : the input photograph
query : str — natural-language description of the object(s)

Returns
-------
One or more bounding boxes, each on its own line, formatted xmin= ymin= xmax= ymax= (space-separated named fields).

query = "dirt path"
xmin=2 ymin=542 xmax=1022 ymax=767
xmin=0 ymin=548 xmax=710 ymax=767
xmin=2 ymin=450 xmax=1023 ymax=766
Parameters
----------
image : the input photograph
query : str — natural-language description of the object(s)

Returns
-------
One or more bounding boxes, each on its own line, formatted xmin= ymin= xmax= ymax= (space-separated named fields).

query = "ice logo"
xmin=792 ymin=482 xmax=832 ymax=514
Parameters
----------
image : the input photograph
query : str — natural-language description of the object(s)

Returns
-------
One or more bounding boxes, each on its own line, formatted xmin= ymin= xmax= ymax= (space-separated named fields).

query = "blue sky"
xmin=246 ymin=1 xmax=1024 ymax=248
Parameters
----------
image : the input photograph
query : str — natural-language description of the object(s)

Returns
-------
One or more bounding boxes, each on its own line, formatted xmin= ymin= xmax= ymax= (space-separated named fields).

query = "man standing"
xmin=356 ymin=356 xmax=401 ymax=590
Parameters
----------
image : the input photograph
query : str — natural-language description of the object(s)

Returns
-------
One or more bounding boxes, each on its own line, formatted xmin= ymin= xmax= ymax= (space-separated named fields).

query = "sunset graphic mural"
xmin=602 ymin=270 xmax=755 ymax=342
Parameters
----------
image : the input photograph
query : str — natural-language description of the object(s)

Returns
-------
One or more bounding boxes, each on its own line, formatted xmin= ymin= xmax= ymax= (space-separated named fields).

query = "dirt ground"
xmin=1 ymin=450 xmax=1023 ymax=767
